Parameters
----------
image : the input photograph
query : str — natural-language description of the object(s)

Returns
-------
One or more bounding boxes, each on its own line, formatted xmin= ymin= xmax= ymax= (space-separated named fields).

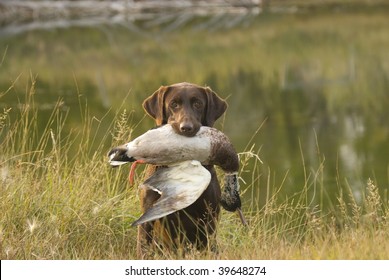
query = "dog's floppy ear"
xmin=143 ymin=86 xmax=169 ymax=125
xmin=203 ymin=86 xmax=228 ymax=127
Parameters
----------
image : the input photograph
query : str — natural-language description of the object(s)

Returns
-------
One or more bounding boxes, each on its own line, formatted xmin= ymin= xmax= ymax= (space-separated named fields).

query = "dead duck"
xmin=108 ymin=124 xmax=238 ymax=171
xmin=131 ymin=160 xmax=211 ymax=226
xmin=108 ymin=124 xmax=246 ymax=226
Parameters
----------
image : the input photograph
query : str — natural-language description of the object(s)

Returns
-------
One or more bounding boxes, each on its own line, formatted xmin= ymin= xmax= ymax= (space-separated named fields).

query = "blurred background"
xmin=1 ymin=0 xmax=389 ymax=210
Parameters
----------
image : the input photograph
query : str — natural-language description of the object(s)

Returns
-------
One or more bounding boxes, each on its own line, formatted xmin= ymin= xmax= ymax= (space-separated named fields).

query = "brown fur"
xmin=137 ymin=82 xmax=227 ymax=258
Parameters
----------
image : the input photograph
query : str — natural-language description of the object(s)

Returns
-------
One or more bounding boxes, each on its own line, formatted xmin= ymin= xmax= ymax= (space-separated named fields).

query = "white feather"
xmin=132 ymin=160 xmax=211 ymax=226
xmin=108 ymin=125 xmax=212 ymax=166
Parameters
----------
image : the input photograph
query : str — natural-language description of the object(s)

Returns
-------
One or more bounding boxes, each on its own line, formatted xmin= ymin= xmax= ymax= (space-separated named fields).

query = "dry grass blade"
xmin=1 ymin=76 xmax=389 ymax=259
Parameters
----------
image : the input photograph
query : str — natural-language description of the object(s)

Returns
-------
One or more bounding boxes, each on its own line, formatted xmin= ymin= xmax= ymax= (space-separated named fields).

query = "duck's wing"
xmin=132 ymin=160 xmax=211 ymax=226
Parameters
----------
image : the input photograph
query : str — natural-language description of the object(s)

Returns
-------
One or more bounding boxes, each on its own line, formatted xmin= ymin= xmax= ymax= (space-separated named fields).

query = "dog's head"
xmin=143 ymin=82 xmax=227 ymax=137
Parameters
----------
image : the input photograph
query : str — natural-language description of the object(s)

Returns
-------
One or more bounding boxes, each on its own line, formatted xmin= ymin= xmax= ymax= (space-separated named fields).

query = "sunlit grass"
xmin=1 ymin=6 xmax=389 ymax=259
xmin=1 ymin=77 xmax=388 ymax=260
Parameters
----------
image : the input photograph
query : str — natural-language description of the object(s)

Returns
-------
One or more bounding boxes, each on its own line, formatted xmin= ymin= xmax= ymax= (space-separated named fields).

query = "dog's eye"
xmin=193 ymin=100 xmax=203 ymax=110
xmin=170 ymin=100 xmax=179 ymax=109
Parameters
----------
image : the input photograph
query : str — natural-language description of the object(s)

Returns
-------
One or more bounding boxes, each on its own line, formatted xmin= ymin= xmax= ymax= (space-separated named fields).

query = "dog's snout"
xmin=180 ymin=122 xmax=194 ymax=133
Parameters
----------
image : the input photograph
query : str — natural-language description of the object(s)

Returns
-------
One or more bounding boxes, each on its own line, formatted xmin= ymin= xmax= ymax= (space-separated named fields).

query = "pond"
xmin=1 ymin=5 xmax=389 ymax=212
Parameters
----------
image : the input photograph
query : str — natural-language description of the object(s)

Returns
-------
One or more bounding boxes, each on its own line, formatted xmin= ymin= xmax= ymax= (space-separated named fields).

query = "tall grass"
xmin=1 ymin=77 xmax=139 ymax=259
xmin=1 ymin=77 xmax=388 ymax=259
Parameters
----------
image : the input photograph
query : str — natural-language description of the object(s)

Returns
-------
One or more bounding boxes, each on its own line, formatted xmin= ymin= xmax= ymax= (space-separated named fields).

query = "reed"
xmin=1 ymin=77 xmax=388 ymax=259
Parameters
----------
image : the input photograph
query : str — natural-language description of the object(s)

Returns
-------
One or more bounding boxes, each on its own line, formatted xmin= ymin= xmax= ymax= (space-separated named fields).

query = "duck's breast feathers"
xmin=108 ymin=124 xmax=237 ymax=167
xmin=126 ymin=125 xmax=212 ymax=165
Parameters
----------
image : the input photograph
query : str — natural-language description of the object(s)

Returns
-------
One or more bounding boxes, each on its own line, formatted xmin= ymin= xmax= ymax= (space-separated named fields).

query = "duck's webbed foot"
xmin=129 ymin=159 xmax=146 ymax=185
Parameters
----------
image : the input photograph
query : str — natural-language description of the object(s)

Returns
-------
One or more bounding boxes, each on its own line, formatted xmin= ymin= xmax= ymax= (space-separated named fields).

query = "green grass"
xmin=1 ymin=78 xmax=388 ymax=260
xmin=1 ymin=6 xmax=389 ymax=259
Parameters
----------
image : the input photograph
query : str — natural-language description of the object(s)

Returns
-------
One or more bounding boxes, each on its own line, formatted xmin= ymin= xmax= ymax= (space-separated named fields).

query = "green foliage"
xmin=1 ymin=78 xmax=388 ymax=260
xmin=1 ymin=6 xmax=389 ymax=259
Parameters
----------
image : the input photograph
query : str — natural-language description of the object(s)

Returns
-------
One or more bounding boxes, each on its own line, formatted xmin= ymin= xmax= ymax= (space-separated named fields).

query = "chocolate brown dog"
xmin=137 ymin=82 xmax=227 ymax=257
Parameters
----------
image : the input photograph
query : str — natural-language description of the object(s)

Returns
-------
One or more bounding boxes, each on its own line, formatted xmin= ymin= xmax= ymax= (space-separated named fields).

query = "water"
xmin=1 ymin=6 xmax=389 ymax=210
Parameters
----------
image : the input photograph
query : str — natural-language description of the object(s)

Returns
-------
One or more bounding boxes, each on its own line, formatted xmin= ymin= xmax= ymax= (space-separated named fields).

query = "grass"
xmin=1 ymin=5 xmax=389 ymax=259
xmin=1 ymin=77 xmax=388 ymax=260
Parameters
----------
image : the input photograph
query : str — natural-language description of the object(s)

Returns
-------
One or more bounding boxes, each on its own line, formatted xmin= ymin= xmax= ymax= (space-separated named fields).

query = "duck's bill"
xmin=237 ymin=208 xmax=248 ymax=227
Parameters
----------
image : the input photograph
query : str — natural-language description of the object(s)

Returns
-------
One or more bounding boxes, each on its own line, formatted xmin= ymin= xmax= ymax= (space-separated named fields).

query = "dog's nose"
xmin=180 ymin=123 xmax=194 ymax=134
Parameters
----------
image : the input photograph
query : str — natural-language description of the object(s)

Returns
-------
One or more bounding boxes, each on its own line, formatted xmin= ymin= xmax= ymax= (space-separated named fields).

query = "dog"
xmin=137 ymin=82 xmax=228 ymax=257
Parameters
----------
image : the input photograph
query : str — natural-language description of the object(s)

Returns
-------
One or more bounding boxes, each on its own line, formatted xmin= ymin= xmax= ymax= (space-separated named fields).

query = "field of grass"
xmin=1 ymin=4 xmax=389 ymax=259
xmin=1 ymin=78 xmax=388 ymax=260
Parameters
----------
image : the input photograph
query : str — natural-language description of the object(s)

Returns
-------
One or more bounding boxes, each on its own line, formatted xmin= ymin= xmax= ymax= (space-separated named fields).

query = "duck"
xmin=108 ymin=124 xmax=247 ymax=226
xmin=108 ymin=124 xmax=238 ymax=172
xmin=131 ymin=160 xmax=211 ymax=227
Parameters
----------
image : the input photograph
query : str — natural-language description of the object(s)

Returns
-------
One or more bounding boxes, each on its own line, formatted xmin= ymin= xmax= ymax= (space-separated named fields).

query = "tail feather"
xmin=108 ymin=146 xmax=135 ymax=166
